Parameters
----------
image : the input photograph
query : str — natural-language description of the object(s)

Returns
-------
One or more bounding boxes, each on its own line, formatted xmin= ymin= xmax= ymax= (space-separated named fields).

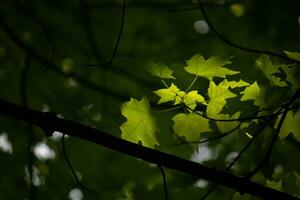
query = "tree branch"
xmin=0 ymin=98 xmax=298 ymax=200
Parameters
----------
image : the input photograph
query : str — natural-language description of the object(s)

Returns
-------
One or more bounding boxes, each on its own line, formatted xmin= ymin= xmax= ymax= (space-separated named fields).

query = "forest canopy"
xmin=0 ymin=0 xmax=300 ymax=200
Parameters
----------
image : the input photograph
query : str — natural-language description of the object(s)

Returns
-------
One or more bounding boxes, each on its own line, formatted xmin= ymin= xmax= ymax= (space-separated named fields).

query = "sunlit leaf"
xmin=207 ymin=80 xmax=237 ymax=117
xmin=147 ymin=62 xmax=175 ymax=79
xmin=172 ymin=113 xmax=211 ymax=145
xmin=241 ymin=81 xmax=266 ymax=107
xmin=256 ymin=55 xmax=287 ymax=87
xmin=182 ymin=90 xmax=207 ymax=110
xmin=284 ymin=51 xmax=300 ymax=62
xmin=120 ymin=97 xmax=158 ymax=148
xmin=154 ymin=84 xmax=206 ymax=109
xmin=184 ymin=54 xmax=239 ymax=80
xmin=154 ymin=83 xmax=182 ymax=104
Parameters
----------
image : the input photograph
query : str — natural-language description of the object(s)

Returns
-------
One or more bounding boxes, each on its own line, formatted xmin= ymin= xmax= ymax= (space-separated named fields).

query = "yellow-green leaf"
xmin=241 ymin=81 xmax=266 ymax=107
xmin=207 ymin=80 xmax=237 ymax=118
xmin=184 ymin=54 xmax=239 ymax=80
xmin=154 ymin=83 xmax=182 ymax=104
xmin=120 ymin=97 xmax=158 ymax=148
xmin=182 ymin=90 xmax=207 ymax=110
xmin=147 ymin=62 xmax=175 ymax=79
xmin=172 ymin=113 xmax=211 ymax=144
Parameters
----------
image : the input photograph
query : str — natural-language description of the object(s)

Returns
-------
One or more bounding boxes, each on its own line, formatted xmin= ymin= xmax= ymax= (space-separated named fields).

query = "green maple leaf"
xmin=120 ymin=97 xmax=159 ymax=148
xmin=256 ymin=55 xmax=287 ymax=87
xmin=241 ymin=81 xmax=266 ymax=107
xmin=154 ymin=83 xmax=183 ymax=104
xmin=284 ymin=51 xmax=300 ymax=62
xmin=182 ymin=90 xmax=207 ymax=110
xmin=207 ymin=80 xmax=237 ymax=118
xmin=219 ymin=79 xmax=250 ymax=88
xmin=278 ymin=110 xmax=300 ymax=141
xmin=147 ymin=62 xmax=175 ymax=79
xmin=154 ymin=84 xmax=206 ymax=109
xmin=184 ymin=54 xmax=239 ymax=80
xmin=172 ymin=113 xmax=211 ymax=144
xmin=207 ymin=80 xmax=246 ymax=133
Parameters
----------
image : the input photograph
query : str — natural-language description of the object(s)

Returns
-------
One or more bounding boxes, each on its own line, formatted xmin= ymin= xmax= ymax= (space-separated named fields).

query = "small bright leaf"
xmin=284 ymin=51 xmax=300 ymax=62
xmin=120 ymin=97 xmax=158 ymax=148
xmin=256 ymin=55 xmax=287 ymax=87
xmin=184 ymin=54 xmax=239 ymax=80
xmin=241 ymin=81 xmax=266 ymax=107
xmin=278 ymin=110 xmax=300 ymax=141
xmin=154 ymin=83 xmax=182 ymax=104
xmin=182 ymin=90 xmax=207 ymax=110
xmin=147 ymin=62 xmax=175 ymax=79
xmin=172 ymin=113 xmax=211 ymax=144
xmin=154 ymin=84 xmax=206 ymax=109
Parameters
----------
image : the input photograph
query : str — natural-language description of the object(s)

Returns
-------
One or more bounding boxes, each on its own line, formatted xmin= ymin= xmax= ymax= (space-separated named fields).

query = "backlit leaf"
xmin=154 ymin=83 xmax=182 ymax=104
xmin=172 ymin=113 xmax=211 ymax=144
xmin=241 ymin=81 xmax=266 ymax=107
xmin=147 ymin=62 xmax=175 ymax=79
xmin=120 ymin=97 xmax=158 ymax=148
xmin=184 ymin=54 xmax=239 ymax=80
xmin=207 ymin=80 xmax=237 ymax=117
xmin=182 ymin=90 xmax=207 ymax=110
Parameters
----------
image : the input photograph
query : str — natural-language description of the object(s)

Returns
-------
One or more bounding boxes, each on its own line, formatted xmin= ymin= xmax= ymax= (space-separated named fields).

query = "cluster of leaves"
xmin=119 ymin=52 xmax=300 ymax=198
xmin=120 ymin=53 xmax=300 ymax=149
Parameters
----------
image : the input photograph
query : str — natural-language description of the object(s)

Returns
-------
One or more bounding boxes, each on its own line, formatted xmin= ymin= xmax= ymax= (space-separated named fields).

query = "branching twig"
xmin=246 ymin=88 xmax=300 ymax=178
xmin=200 ymin=113 xmax=281 ymax=200
xmin=81 ymin=0 xmax=126 ymax=67
xmin=197 ymin=0 xmax=300 ymax=64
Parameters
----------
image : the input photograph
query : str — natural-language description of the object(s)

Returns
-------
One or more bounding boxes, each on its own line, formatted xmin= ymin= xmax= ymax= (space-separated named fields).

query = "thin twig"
xmin=157 ymin=165 xmax=168 ymax=200
xmin=81 ymin=0 xmax=126 ymax=67
xmin=62 ymin=133 xmax=99 ymax=194
xmin=197 ymin=0 xmax=300 ymax=64
xmin=246 ymin=88 xmax=300 ymax=178
xmin=200 ymin=111 xmax=282 ymax=200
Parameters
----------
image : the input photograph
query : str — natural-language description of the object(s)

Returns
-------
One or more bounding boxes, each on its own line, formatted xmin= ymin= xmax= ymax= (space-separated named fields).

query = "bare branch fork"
xmin=0 ymin=99 xmax=298 ymax=200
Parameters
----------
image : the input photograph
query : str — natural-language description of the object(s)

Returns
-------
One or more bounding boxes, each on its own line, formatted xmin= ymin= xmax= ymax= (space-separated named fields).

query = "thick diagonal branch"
xmin=0 ymin=98 xmax=298 ymax=200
